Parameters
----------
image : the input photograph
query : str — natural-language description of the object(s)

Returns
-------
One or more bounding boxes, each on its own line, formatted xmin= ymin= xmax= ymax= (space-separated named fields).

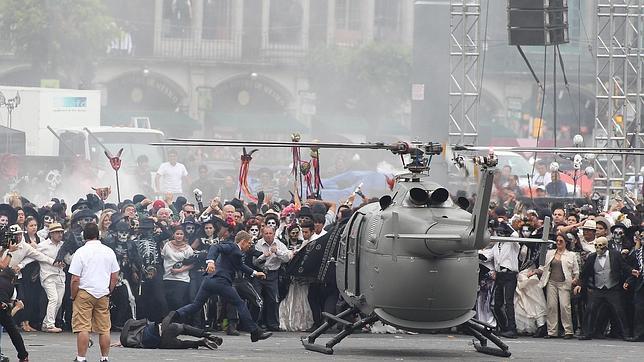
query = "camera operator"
xmin=0 ymin=227 xmax=29 ymax=361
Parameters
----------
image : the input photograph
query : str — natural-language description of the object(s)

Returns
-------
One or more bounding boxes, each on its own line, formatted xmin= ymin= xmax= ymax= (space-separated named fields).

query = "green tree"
xmin=307 ymin=42 xmax=411 ymax=122
xmin=0 ymin=0 xmax=117 ymax=85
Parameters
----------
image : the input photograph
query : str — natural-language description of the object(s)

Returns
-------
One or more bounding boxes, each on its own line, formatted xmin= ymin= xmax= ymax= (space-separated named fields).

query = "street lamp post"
xmin=0 ymin=90 xmax=21 ymax=128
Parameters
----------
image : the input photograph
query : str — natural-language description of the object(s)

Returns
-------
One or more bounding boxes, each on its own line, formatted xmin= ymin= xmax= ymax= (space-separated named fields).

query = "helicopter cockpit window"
xmin=403 ymin=187 xmax=453 ymax=208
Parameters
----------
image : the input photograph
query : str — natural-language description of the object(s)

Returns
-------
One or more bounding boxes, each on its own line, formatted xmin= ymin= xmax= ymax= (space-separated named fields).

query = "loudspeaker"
xmin=507 ymin=0 xmax=569 ymax=46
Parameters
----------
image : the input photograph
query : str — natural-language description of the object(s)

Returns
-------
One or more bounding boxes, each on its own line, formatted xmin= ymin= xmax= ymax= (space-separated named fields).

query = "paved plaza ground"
xmin=1 ymin=330 xmax=641 ymax=361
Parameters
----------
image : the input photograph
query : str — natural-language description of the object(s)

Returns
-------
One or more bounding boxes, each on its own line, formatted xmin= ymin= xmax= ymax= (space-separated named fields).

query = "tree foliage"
xmin=306 ymin=42 xmax=411 ymax=121
xmin=0 ymin=0 xmax=117 ymax=83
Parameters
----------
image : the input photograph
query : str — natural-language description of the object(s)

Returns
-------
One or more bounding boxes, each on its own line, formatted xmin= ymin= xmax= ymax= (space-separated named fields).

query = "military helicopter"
xmin=154 ymin=137 xmax=556 ymax=357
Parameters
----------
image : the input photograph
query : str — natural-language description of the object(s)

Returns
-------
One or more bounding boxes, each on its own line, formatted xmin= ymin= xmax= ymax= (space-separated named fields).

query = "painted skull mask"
xmin=595 ymin=237 xmax=609 ymax=256
xmin=249 ymin=225 xmax=260 ymax=238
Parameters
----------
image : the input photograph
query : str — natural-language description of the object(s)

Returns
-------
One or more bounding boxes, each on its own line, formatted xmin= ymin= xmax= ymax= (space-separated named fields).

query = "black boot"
xmin=227 ymin=321 xmax=240 ymax=336
xmin=250 ymin=328 xmax=272 ymax=342
xmin=533 ymin=325 xmax=546 ymax=338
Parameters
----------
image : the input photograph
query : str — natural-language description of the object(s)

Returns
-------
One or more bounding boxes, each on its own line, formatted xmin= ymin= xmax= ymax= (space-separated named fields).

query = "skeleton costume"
xmin=54 ymin=209 xmax=97 ymax=330
xmin=103 ymin=220 xmax=141 ymax=328
xmin=133 ymin=218 xmax=168 ymax=322
xmin=577 ymin=237 xmax=634 ymax=340
xmin=609 ymin=223 xmax=634 ymax=254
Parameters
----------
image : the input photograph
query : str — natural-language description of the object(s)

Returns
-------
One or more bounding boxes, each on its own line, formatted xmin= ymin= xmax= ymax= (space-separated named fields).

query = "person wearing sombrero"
xmin=33 ymin=223 xmax=67 ymax=333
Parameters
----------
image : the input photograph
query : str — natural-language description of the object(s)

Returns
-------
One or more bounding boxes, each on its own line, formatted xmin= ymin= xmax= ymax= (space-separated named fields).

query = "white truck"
xmin=0 ymin=86 xmax=166 ymax=203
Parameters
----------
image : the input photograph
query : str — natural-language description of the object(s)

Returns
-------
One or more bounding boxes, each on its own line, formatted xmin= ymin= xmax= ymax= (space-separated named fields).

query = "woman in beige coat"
xmin=530 ymin=233 xmax=579 ymax=338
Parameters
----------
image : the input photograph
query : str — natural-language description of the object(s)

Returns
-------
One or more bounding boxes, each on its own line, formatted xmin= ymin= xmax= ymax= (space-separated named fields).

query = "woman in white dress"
xmin=279 ymin=224 xmax=314 ymax=331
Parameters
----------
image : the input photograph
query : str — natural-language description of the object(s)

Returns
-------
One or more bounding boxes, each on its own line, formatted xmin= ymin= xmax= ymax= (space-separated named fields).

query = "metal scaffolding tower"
xmin=449 ymin=0 xmax=480 ymax=146
xmin=594 ymin=0 xmax=644 ymax=200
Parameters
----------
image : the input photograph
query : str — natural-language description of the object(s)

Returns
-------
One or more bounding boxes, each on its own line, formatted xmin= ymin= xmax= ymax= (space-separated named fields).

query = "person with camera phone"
xmin=0 ymin=226 xmax=30 ymax=362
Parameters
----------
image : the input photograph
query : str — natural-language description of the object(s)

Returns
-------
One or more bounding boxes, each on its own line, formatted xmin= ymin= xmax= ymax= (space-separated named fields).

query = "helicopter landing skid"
xmin=463 ymin=318 xmax=511 ymax=358
xmin=301 ymin=307 xmax=378 ymax=355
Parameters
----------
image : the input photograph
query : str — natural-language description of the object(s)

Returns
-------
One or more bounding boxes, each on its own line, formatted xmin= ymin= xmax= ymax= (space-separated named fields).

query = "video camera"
xmin=0 ymin=226 xmax=16 ymax=249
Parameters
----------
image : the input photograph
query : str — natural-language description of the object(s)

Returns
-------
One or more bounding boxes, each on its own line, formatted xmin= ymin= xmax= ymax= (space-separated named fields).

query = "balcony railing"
xmin=105 ymin=26 xmax=310 ymax=65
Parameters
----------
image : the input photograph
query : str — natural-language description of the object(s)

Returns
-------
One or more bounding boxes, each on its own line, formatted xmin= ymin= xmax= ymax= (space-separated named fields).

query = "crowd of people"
xmin=478 ymin=185 xmax=644 ymax=343
xmin=0 ymin=150 xmax=642 ymax=361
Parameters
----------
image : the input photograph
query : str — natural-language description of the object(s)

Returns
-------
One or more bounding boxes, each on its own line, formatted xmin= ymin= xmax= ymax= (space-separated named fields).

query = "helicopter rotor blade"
xmin=165 ymin=137 xmax=389 ymax=149
xmin=154 ymin=139 xmax=444 ymax=156
xmin=452 ymin=145 xmax=644 ymax=155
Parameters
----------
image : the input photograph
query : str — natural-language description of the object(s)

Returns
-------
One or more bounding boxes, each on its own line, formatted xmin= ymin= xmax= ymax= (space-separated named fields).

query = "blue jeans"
xmin=176 ymin=276 xmax=259 ymax=333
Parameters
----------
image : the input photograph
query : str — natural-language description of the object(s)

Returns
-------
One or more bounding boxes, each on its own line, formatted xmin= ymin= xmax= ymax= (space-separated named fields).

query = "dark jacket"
xmin=579 ymin=249 xmax=633 ymax=290
xmin=625 ymin=250 xmax=644 ymax=292
xmin=120 ymin=318 xmax=150 ymax=348
xmin=206 ymin=242 xmax=255 ymax=283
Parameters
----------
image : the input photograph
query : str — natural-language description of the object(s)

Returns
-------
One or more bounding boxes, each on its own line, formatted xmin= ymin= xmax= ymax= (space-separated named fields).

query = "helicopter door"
xmin=345 ymin=212 xmax=365 ymax=296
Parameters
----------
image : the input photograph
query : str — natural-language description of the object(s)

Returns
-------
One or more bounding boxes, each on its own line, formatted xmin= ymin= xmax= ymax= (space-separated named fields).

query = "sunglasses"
xmin=185 ymin=210 xmax=196 ymax=215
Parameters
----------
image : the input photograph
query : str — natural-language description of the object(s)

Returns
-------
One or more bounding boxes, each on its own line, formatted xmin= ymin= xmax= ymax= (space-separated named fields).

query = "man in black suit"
xmin=574 ymin=236 xmax=638 ymax=340
xmin=625 ymin=229 xmax=644 ymax=341
xmin=174 ymin=231 xmax=272 ymax=342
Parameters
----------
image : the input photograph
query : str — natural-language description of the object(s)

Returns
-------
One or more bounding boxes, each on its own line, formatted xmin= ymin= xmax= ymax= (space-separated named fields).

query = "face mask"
xmin=117 ymin=231 xmax=130 ymax=242
xmin=595 ymin=238 xmax=608 ymax=256
xmin=249 ymin=226 xmax=259 ymax=237
xmin=266 ymin=220 xmax=277 ymax=229
xmin=613 ymin=228 xmax=624 ymax=239
xmin=185 ymin=225 xmax=195 ymax=235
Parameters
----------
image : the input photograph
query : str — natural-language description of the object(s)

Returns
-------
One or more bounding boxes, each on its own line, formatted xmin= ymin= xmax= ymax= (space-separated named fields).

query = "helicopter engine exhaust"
xmin=409 ymin=187 xmax=450 ymax=206
xmin=408 ymin=187 xmax=429 ymax=205
xmin=428 ymin=187 xmax=449 ymax=205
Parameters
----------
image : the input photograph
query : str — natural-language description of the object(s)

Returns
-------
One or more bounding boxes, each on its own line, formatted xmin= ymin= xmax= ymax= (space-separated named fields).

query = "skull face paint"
xmin=249 ymin=225 xmax=260 ymax=238
xmin=78 ymin=217 xmax=95 ymax=229
xmin=184 ymin=224 xmax=196 ymax=236
xmin=612 ymin=227 xmax=625 ymax=239
xmin=117 ymin=231 xmax=130 ymax=242
xmin=595 ymin=237 xmax=609 ymax=256
xmin=266 ymin=219 xmax=277 ymax=229
xmin=0 ymin=215 xmax=8 ymax=227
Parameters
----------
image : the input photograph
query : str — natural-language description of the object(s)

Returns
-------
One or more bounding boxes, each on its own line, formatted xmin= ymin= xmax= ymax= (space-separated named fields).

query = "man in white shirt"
xmin=531 ymin=161 xmax=552 ymax=187
xmin=69 ymin=223 xmax=119 ymax=362
xmin=481 ymin=209 xmax=520 ymax=339
xmin=253 ymin=226 xmax=289 ymax=331
xmin=155 ymin=150 xmax=189 ymax=195
xmin=38 ymin=223 xmax=68 ymax=333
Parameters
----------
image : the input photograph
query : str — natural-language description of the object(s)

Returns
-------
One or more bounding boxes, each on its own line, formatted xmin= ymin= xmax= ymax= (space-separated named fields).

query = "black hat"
xmin=85 ymin=194 xmax=103 ymax=213
xmin=182 ymin=216 xmax=197 ymax=226
xmin=298 ymin=206 xmax=314 ymax=219
xmin=71 ymin=209 xmax=97 ymax=224
xmin=50 ymin=203 xmax=66 ymax=219
xmin=610 ymin=222 xmax=627 ymax=233
xmin=132 ymin=194 xmax=146 ymax=205
xmin=71 ymin=199 xmax=90 ymax=213
xmin=0 ymin=204 xmax=17 ymax=225
xmin=119 ymin=200 xmax=135 ymax=212
xmin=228 ymin=198 xmax=244 ymax=212
xmin=172 ymin=196 xmax=187 ymax=212
xmin=494 ymin=207 xmax=507 ymax=217
xmin=138 ymin=217 xmax=155 ymax=230
xmin=311 ymin=203 xmax=327 ymax=215
xmin=110 ymin=212 xmax=126 ymax=229
xmin=113 ymin=220 xmax=131 ymax=232
xmin=104 ymin=203 xmax=118 ymax=212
